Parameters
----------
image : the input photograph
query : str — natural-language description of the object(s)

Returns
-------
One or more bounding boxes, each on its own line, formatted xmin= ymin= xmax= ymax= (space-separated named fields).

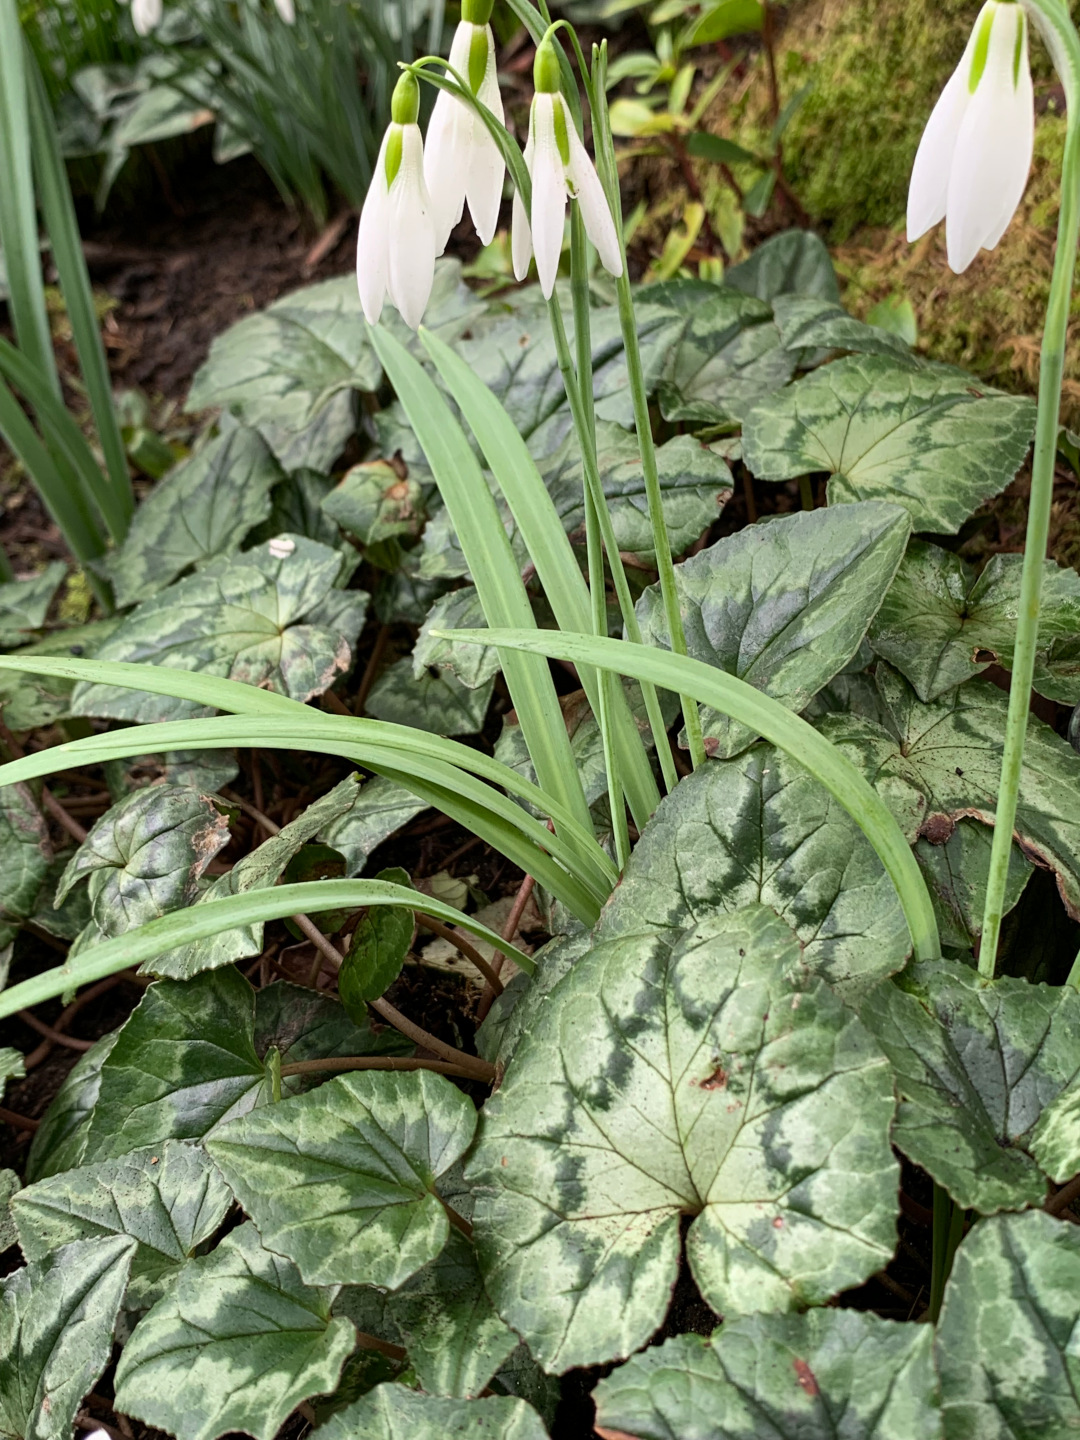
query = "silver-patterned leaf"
xmin=0 ymin=563 xmax=66 ymax=647
xmin=0 ymin=784 xmax=51 ymax=933
xmin=314 ymin=1386 xmax=550 ymax=1440
xmin=365 ymin=655 xmax=493 ymax=736
xmin=915 ymin=818 xmax=1033 ymax=950
xmin=318 ymin=776 xmax=428 ymax=876
xmin=469 ymin=905 xmax=897 ymax=1372
xmin=773 ymin=294 xmax=915 ymax=361
xmin=414 ymin=587 xmax=498 ymax=689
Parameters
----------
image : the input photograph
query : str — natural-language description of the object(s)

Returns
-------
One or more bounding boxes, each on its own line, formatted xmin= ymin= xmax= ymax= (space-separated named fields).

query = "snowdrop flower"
xmin=907 ymin=0 xmax=1034 ymax=273
xmin=128 ymin=0 xmax=162 ymax=35
xmin=356 ymin=71 xmax=437 ymax=330
xmin=424 ymin=0 xmax=505 ymax=251
xmin=512 ymin=36 xmax=623 ymax=298
xmin=273 ymin=0 xmax=295 ymax=23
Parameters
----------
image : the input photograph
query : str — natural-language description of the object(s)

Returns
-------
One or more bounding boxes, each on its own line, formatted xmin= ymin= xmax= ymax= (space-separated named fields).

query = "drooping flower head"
xmin=424 ymin=0 xmax=506 ymax=253
xmin=512 ymin=35 xmax=623 ymax=298
xmin=356 ymin=70 xmax=437 ymax=330
xmin=908 ymin=0 xmax=1034 ymax=273
xmin=127 ymin=0 xmax=162 ymax=35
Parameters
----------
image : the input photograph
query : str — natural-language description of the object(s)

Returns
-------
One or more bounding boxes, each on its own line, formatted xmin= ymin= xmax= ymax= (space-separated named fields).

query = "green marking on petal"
xmin=1013 ymin=7 xmax=1026 ymax=89
xmin=552 ymin=96 xmax=571 ymax=169
xmin=385 ymin=126 xmax=404 ymax=188
xmin=462 ymin=0 xmax=494 ymax=23
xmin=468 ymin=25 xmax=489 ymax=96
xmin=968 ymin=3 xmax=996 ymax=94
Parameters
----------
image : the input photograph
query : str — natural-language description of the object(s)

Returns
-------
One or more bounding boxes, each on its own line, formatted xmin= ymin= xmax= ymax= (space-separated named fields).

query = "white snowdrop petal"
xmin=530 ymin=95 xmax=568 ymax=299
xmin=566 ymin=125 xmax=622 ymax=278
xmin=425 ymin=89 xmax=471 ymax=254
xmin=356 ymin=168 xmax=390 ymax=325
xmin=513 ymin=125 xmax=536 ymax=281
xmin=945 ymin=3 xmax=1034 ymax=271
xmin=464 ymin=28 xmax=507 ymax=246
xmin=131 ymin=0 xmax=162 ymax=35
xmin=907 ymin=61 xmax=970 ymax=242
xmin=388 ymin=126 xmax=438 ymax=329
xmin=273 ymin=0 xmax=295 ymax=24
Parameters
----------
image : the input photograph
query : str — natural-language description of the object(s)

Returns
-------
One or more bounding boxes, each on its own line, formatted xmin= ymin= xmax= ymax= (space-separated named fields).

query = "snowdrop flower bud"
xmin=356 ymin=71 xmax=438 ymax=330
xmin=512 ymin=36 xmax=623 ymax=298
xmin=907 ymin=0 xmax=1034 ymax=273
xmin=424 ymin=0 xmax=506 ymax=252
xmin=130 ymin=0 xmax=162 ymax=35
xmin=273 ymin=0 xmax=295 ymax=23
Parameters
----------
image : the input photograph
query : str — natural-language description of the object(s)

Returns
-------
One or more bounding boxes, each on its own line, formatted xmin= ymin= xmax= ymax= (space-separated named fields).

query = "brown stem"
xmin=355 ymin=623 xmax=391 ymax=713
xmin=417 ymin=916 xmax=504 ymax=995
xmin=280 ymin=1056 xmax=482 ymax=1081
xmin=476 ymin=872 xmax=536 ymax=1025
xmin=355 ymin=1330 xmax=408 ymax=1362
xmin=762 ymin=0 xmax=781 ymax=125
xmin=440 ymin=1199 xmax=474 ymax=1240
xmin=1047 ymin=1171 xmax=1080 ymax=1216
xmin=288 ymin=913 xmax=495 ymax=1082
xmin=17 ymin=1010 xmax=93 ymax=1051
xmin=0 ymin=1105 xmax=39 ymax=1132
xmin=223 ymin=789 xmax=280 ymax=837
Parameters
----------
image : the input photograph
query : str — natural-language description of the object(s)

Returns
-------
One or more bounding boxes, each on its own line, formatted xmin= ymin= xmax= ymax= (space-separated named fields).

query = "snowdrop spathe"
xmin=512 ymin=37 xmax=623 ymax=298
xmin=356 ymin=71 xmax=437 ymax=331
xmin=907 ymin=0 xmax=1034 ymax=273
xmin=424 ymin=0 xmax=505 ymax=252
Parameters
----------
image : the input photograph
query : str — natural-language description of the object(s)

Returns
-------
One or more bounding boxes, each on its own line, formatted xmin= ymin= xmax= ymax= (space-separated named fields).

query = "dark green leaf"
xmin=415 ymin=588 xmax=498 ymax=690
xmin=0 ymin=784 xmax=50 ymax=931
xmin=0 ymin=1236 xmax=135 ymax=1440
xmin=742 ymin=356 xmax=1036 ymax=534
xmin=56 ymin=784 xmax=230 ymax=939
xmin=773 ymin=295 xmax=914 ymax=360
xmin=637 ymin=502 xmax=910 ymax=757
xmin=0 ymin=619 xmax=120 ymax=731
xmin=365 ymin=655 xmax=493 ymax=736
xmin=207 ymin=1070 xmax=478 ymax=1288
xmin=13 ymin=1140 xmax=233 ymax=1307
xmin=915 ymin=819 xmax=1032 ymax=950
xmin=0 ymin=563 xmax=66 ymax=647
xmin=340 ymin=868 xmax=415 ymax=1009
xmin=113 ymin=1222 xmax=355 ymax=1440
xmin=314 ymin=1386 xmax=549 ymax=1440
xmin=684 ymin=0 xmax=764 ymax=44
xmin=684 ymin=131 xmax=759 ymax=166
xmin=593 ymin=1310 xmax=940 ymax=1440
xmin=24 ymin=1033 xmax=118 ymax=1183
xmin=936 ymin=1212 xmax=1080 ymax=1439
xmin=107 ymin=427 xmax=282 ymax=608
xmin=72 ymin=535 xmax=368 ymax=722
xmin=252 ymin=981 xmax=412 ymax=1085
xmin=725 ymin=230 xmax=840 ymax=304
xmin=470 ymin=905 xmax=897 ymax=1371
xmin=322 ymin=461 xmax=427 ymax=547
xmin=869 ymin=541 xmax=1080 ymax=703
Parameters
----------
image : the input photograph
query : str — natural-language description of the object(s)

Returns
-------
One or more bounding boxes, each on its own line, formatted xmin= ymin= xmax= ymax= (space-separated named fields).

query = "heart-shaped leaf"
xmin=339 ymin=868 xmax=415 ymax=1009
xmin=725 ymin=230 xmax=840 ymax=303
xmin=113 ymin=1222 xmax=356 ymax=1440
xmin=593 ymin=1310 xmax=940 ymax=1440
xmin=772 ymin=294 xmax=914 ymax=361
xmin=56 ymin=784 xmax=229 ymax=939
xmin=322 ymin=461 xmax=427 ymax=547
xmin=822 ymin=666 xmax=1080 ymax=917
xmin=915 ymin=818 xmax=1033 ymax=950
xmin=207 ymin=1070 xmax=477 ymax=1289
xmin=742 ymin=356 xmax=1036 ymax=533
xmin=469 ymin=905 xmax=897 ymax=1372
xmin=72 ymin=535 xmax=369 ymax=723
xmin=0 ymin=1235 xmax=135 ymax=1440
xmin=0 ymin=563 xmax=66 ymax=648
xmin=596 ymin=745 xmax=909 ymax=996
xmin=869 ymin=541 xmax=1080 ymax=703
xmin=0 ymin=784 xmax=50 ymax=936
xmin=936 ymin=1212 xmax=1080 ymax=1439
xmin=365 ymin=655 xmax=493 ymax=736
xmin=13 ymin=1140 xmax=233 ymax=1307
xmin=107 ymin=426 xmax=283 ymax=608
xmin=858 ymin=960 xmax=1080 ymax=1212
xmin=318 ymin=776 xmax=428 ymax=876
xmin=314 ymin=1387 xmax=550 ymax=1440
xmin=636 ymin=501 xmax=910 ymax=757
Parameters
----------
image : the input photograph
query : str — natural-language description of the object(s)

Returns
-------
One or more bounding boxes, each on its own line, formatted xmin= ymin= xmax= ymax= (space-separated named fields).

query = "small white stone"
xmin=268 ymin=537 xmax=296 ymax=559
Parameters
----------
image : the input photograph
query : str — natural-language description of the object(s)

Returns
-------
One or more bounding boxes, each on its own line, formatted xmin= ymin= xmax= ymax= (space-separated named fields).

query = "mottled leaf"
xmin=725 ymin=229 xmax=840 ymax=303
xmin=637 ymin=502 xmax=909 ymax=757
xmin=936 ymin=1211 xmax=1080 ymax=1440
xmin=365 ymin=655 xmax=493 ymax=736
xmin=414 ymin=587 xmax=497 ymax=689
xmin=150 ymin=774 xmax=360 ymax=978
xmin=915 ymin=818 xmax=1033 ymax=950
xmin=822 ymin=666 xmax=1080 ymax=917
xmin=255 ymin=391 xmax=357 ymax=473
xmin=319 ymin=776 xmax=428 ymax=877
xmin=593 ymin=1310 xmax=940 ymax=1440
xmin=858 ymin=960 xmax=1080 ymax=1212
xmin=0 ymin=1170 xmax=18 ymax=1253
xmin=469 ymin=905 xmax=897 ymax=1372
xmin=113 ymin=1222 xmax=355 ymax=1440
xmin=323 ymin=461 xmax=427 ymax=546
xmin=869 ymin=541 xmax=1080 ymax=703
xmin=597 ymin=745 xmax=909 ymax=996
xmin=207 ymin=1070 xmax=477 ymax=1289
xmin=24 ymin=1033 xmax=118 ymax=1183
xmin=0 ymin=1235 xmax=134 ymax=1440
xmin=0 ymin=619 xmax=120 ymax=731
xmin=107 ymin=426 xmax=282 ymax=607
xmin=72 ymin=535 xmax=368 ymax=723
xmin=0 ymin=564 xmax=66 ymax=647
xmin=13 ymin=1140 xmax=233 ymax=1307
xmin=773 ymin=294 xmax=914 ymax=361
xmin=339 ymin=869 xmax=415 ymax=1009
xmin=0 ymin=784 xmax=50 ymax=932
xmin=742 ymin=356 xmax=1036 ymax=533
xmin=252 ymin=980 xmax=411 ymax=1085
xmin=55 ymin=784 xmax=229 ymax=939
xmin=315 ymin=1387 xmax=549 ymax=1440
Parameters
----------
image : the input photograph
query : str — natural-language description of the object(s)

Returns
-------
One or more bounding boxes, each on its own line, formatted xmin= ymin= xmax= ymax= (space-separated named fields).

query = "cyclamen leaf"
xmin=106 ymin=426 xmax=283 ymax=608
xmin=365 ymin=655 xmax=494 ymax=736
xmin=869 ymin=541 xmax=1080 ymax=703
xmin=322 ymin=460 xmax=427 ymax=547
xmin=857 ymin=960 xmax=1080 ymax=1213
xmin=772 ymin=294 xmax=914 ymax=361
xmin=0 ymin=1170 xmax=17 ymax=1253
xmin=318 ymin=775 xmax=428 ymax=876
xmin=415 ymin=587 xmax=498 ymax=690
xmin=915 ymin=818 xmax=1033 ymax=950
xmin=597 ymin=744 xmax=909 ymax=997
xmin=593 ymin=1310 xmax=941 ymax=1440
xmin=207 ymin=1070 xmax=478 ymax=1289
xmin=0 ymin=618 xmax=120 ymax=732
xmin=339 ymin=869 xmax=415 ymax=1009
xmin=71 ymin=535 xmax=369 ymax=723
xmin=13 ymin=1140 xmax=233 ymax=1307
xmin=150 ymin=774 xmax=361 ymax=979
xmin=314 ymin=1386 xmax=550 ymax=1440
xmin=469 ymin=905 xmax=897 ymax=1372
xmin=936 ymin=1211 xmax=1080 ymax=1440
xmin=0 ymin=1235 xmax=135 ymax=1440
xmin=113 ymin=1222 xmax=355 ymax=1440
xmin=24 ymin=1032 xmax=118 ymax=1183
xmin=0 ymin=784 xmax=50 ymax=931
xmin=0 ymin=1049 xmax=24 ymax=1107
xmin=725 ymin=229 xmax=840 ymax=303
xmin=0 ymin=563 xmax=66 ymax=647
xmin=742 ymin=355 xmax=1036 ymax=533
xmin=636 ymin=501 xmax=910 ymax=758
xmin=55 ymin=784 xmax=230 ymax=939
xmin=822 ymin=666 xmax=1080 ymax=917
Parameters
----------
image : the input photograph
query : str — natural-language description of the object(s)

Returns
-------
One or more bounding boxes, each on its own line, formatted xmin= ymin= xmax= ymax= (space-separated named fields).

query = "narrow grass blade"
xmin=447 ymin=627 xmax=944 ymax=964
xmin=0 ymin=878 xmax=535 ymax=1021
xmin=369 ymin=323 xmax=594 ymax=838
